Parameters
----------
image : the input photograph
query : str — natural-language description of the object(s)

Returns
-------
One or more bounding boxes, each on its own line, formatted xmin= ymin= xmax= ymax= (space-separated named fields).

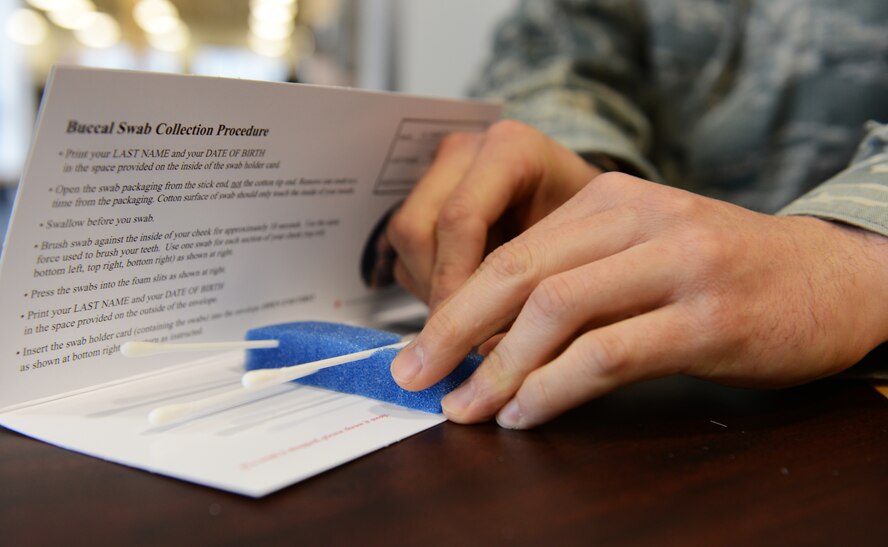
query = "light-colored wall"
xmin=396 ymin=0 xmax=517 ymax=98
xmin=0 ymin=2 xmax=35 ymax=185
xmin=357 ymin=0 xmax=517 ymax=98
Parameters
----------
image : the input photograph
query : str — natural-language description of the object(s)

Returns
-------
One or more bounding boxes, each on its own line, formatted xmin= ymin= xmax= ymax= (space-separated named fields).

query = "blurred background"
xmin=0 ymin=0 xmax=517 ymax=244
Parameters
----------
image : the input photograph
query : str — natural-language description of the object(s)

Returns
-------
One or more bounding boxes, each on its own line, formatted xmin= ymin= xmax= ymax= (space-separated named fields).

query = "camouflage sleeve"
xmin=469 ymin=0 xmax=658 ymax=179
xmin=779 ymin=122 xmax=888 ymax=237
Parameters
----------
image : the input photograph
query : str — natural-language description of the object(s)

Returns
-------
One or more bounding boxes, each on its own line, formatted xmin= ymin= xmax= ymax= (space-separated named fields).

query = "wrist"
xmin=812 ymin=218 xmax=888 ymax=354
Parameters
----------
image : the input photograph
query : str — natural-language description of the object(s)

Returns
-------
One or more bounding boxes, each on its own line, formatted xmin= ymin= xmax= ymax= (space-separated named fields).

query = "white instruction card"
xmin=0 ymin=66 xmax=499 ymax=497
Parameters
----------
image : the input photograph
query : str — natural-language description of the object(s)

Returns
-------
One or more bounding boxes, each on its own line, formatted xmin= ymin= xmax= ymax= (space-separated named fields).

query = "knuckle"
xmin=436 ymin=195 xmax=478 ymax=235
xmin=578 ymin=172 xmax=641 ymax=209
xmin=386 ymin=210 xmax=427 ymax=254
xmin=425 ymin=308 xmax=463 ymax=344
xmin=483 ymin=120 xmax=544 ymax=181
xmin=631 ymin=183 xmax=699 ymax=223
xmin=584 ymin=171 xmax=638 ymax=201
xmin=385 ymin=217 xmax=410 ymax=251
xmin=680 ymin=224 xmax=730 ymax=274
xmin=578 ymin=332 xmax=630 ymax=381
xmin=386 ymin=207 xmax=410 ymax=237
xmin=527 ymin=274 xmax=575 ymax=323
xmin=486 ymin=119 xmax=537 ymax=142
xmin=436 ymin=131 xmax=479 ymax=157
xmin=481 ymin=239 xmax=539 ymax=286
xmin=430 ymin=255 xmax=464 ymax=283
xmin=590 ymin=170 xmax=627 ymax=190
xmin=483 ymin=345 xmax=521 ymax=384
xmin=663 ymin=189 xmax=701 ymax=217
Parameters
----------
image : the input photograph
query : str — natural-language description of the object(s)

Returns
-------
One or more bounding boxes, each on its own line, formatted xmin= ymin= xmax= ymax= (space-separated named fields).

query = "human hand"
xmin=386 ymin=120 xmax=601 ymax=310
xmin=390 ymin=172 xmax=888 ymax=428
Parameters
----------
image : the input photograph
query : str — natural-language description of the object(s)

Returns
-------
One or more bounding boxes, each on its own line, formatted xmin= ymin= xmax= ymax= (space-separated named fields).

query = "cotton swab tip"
xmin=147 ymin=386 xmax=266 ymax=426
xmin=120 ymin=341 xmax=159 ymax=358
xmin=148 ymin=404 xmax=190 ymax=426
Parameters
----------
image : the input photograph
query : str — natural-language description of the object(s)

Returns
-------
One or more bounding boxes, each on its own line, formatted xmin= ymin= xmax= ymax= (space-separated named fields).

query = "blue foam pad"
xmin=244 ymin=321 xmax=481 ymax=413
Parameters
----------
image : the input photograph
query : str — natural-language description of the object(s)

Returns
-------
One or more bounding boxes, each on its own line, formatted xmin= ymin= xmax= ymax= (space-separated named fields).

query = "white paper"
xmin=0 ymin=66 xmax=499 ymax=496
xmin=0 ymin=352 xmax=446 ymax=497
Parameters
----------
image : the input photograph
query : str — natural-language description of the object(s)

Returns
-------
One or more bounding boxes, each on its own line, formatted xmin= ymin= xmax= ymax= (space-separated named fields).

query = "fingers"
xmin=426 ymin=120 xmax=602 ymax=310
xmin=387 ymin=132 xmax=482 ymax=301
xmin=391 ymin=203 xmax=642 ymax=391
xmin=426 ymin=127 xmax=547 ymax=309
xmin=440 ymin=240 xmax=679 ymax=423
xmin=496 ymin=305 xmax=694 ymax=429
xmin=388 ymin=120 xmax=602 ymax=308
xmin=391 ymin=165 xmax=888 ymax=429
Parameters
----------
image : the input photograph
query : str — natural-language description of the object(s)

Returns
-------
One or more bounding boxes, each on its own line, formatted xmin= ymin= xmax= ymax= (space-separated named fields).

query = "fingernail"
xmin=496 ymin=399 xmax=524 ymax=429
xmin=391 ymin=342 xmax=423 ymax=386
xmin=442 ymin=381 xmax=475 ymax=417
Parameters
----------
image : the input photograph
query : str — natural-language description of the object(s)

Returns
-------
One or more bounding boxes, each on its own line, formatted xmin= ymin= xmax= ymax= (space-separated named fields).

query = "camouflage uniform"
xmin=471 ymin=0 xmax=888 ymax=235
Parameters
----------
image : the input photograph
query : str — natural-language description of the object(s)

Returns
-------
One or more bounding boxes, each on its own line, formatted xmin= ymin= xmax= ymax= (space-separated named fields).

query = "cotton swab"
xmin=243 ymin=322 xmax=480 ymax=414
xmin=147 ymin=386 xmax=258 ymax=426
xmin=239 ymin=322 xmax=480 ymax=414
xmin=240 ymin=340 xmax=409 ymax=389
xmin=130 ymin=321 xmax=477 ymax=423
xmin=121 ymin=339 xmax=279 ymax=358
xmin=142 ymin=338 xmax=408 ymax=426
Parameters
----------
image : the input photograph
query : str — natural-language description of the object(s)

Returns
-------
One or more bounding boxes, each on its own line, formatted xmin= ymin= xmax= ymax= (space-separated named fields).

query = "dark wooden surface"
xmin=2 ymin=375 xmax=887 ymax=547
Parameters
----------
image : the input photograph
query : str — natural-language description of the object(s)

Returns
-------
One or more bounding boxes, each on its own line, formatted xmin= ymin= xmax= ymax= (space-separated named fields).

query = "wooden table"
xmin=2 ymin=374 xmax=886 ymax=546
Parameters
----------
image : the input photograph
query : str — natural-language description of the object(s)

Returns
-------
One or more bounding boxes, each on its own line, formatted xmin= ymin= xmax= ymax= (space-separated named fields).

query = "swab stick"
xmin=144 ymin=339 xmax=408 ymax=425
xmin=121 ymin=339 xmax=279 ymax=357
xmin=148 ymin=387 xmax=258 ymax=426
xmin=241 ymin=322 xmax=480 ymax=414
xmin=241 ymin=340 xmax=409 ymax=389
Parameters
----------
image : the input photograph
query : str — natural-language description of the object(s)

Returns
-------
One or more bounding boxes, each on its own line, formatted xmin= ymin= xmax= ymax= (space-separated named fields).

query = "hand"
xmin=386 ymin=120 xmax=601 ymax=310
xmin=390 ymin=172 xmax=888 ymax=428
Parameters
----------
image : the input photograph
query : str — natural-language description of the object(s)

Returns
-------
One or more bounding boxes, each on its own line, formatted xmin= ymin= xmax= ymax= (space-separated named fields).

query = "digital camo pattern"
xmin=470 ymin=0 xmax=888 ymax=233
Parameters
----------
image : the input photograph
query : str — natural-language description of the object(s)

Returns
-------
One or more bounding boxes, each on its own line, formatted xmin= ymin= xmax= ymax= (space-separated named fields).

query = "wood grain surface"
xmin=2 ymin=375 xmax=886 ymax=546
